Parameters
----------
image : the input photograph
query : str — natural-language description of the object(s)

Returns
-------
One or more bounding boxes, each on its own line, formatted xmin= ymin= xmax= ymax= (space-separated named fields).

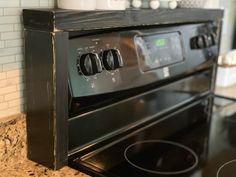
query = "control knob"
xmin=78 ymin=53 xmax=102 ymax=76
xmin=194 ymin=35 xmax=205 ymax=49
xmin=191 ymin=32 xmax=217 ymax=49
xmin=101 ymin=49 xmax=124 ymax=71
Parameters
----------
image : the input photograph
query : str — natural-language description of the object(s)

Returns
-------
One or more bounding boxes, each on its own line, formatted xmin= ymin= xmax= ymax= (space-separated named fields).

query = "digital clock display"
xmin=135 ymin=32 xmax=184 ymax=72
xmin=155 ymin=39 xmax=167 ymax=47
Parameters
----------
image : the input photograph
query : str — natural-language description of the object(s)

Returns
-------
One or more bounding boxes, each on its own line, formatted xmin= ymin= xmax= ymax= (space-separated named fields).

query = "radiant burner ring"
xmin=124 ymin=140 xmax=199 ymax=175
xmin=217 ymin=159 xmax=236 ymax=177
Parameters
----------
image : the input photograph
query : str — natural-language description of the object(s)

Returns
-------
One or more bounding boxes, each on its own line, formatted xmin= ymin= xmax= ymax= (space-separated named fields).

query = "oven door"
xmin=68 ymin=69 xmax=213 ymax=152
xmin=69 ymin=96 xmax=212 ymax=177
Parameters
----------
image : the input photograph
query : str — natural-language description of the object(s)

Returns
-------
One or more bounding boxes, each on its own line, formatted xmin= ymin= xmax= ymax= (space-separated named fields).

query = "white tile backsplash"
xmin=8 ymin=98 xmax=21 ymax=107
xmin=14 ymin=24 xmax=22 ymax=31
xmin=15 ymin=54 xmax=23 ymax=61
xmin=0 ymin=16 xmax=21 ymax=24
xmin=0 ymin=0 xmax=56 ymax=119
xmin=21 ymin=0 xmax=40 ymax=7
xmin=0 ymin=24 xmax=14 ymax=32
xmin=0 ymin=1 xmax=20 ymax=8
xmin=40 ymin=0 xmax=49 ymax=7
xmin=4 ymin=8 xmax=22 ymax=16
xmin=0 ymin=56 xmax=15 ymax=64
xmin=4 ymin=90 xmax=22 ymax=101
xmin=0 ymin=106 xmax=21 ymax=118
xmin=0 ymin=86 xmax=17 ymax=95
xmin=0 ymin=102 xmax=8 ymax=110
xmin=0 ymin=72 xmax=6 ymax=80
xmin=0 ymin=95 xmax=4 ymax=103
xmin=0 ymin=77 xmax=21 ymax=88
xmin=2 ymin=61 xmax=23 ymax=72
xmin=0 ymin=31 xmax=23 ymax=40
xmin=0 ymin=8 xmax=3 ymax=15
xmin=0 ymin=47 xmax=22 ymax=57
xmin=5 ymin=39 xmax=23 ymax=47
xmin=0 ymin=41 xmax=4 ymax=48
xmin=6 ymin=69 xmax=22 ymax=78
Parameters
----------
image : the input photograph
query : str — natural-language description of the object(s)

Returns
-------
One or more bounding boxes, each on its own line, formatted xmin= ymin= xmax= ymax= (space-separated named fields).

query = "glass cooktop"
xmin=69 ymin=96 xmax=236 ymax=177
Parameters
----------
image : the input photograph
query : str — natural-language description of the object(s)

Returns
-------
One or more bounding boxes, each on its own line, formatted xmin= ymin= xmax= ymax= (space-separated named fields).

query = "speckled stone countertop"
xmin=0 ymin=115 xmax=89 ymax=177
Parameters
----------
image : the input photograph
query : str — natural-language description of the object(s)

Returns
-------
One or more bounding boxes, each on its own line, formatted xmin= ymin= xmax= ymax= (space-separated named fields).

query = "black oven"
xmin=24 ymin=8 xmax=224 ymax=177
xmin=66 ymin=23 xmax=219 ymax=176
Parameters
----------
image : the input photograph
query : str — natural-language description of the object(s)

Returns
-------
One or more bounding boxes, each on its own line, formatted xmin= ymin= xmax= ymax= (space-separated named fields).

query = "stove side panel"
xmin=25 ymin=30 xmax=68 ymax=170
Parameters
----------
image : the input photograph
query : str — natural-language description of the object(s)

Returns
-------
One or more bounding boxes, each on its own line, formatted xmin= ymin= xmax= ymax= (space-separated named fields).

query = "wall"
xmin=219 ymin=0 xmax=236 ymax=53
xmin=0 ymin=0 xmax=56 ymax=120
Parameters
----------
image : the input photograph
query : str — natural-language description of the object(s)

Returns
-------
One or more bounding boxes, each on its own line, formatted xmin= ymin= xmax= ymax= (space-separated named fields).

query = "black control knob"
xmin=191 ymin=35 xmax=206 ymax=49
xmin=197 ymin=35 xmax=206 ymax=48
xmin=101 ymin=49 xmax=124 ymax=71
xmin=78 ymin=53 xmax=102 ymax=76
xmin=191 ymin=33 xmax=217 ymax=50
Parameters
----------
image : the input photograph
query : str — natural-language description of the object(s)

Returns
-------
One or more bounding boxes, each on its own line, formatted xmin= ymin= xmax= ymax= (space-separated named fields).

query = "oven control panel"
xmin=68 ymin=22 xmax=220 ymax=97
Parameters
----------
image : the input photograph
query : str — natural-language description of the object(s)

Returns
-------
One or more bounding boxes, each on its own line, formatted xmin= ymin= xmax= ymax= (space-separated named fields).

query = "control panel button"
xmin=78 ymin=53 xmax=102 ymax=76
xmin=101 ymin=49 xmax=124 ymax=70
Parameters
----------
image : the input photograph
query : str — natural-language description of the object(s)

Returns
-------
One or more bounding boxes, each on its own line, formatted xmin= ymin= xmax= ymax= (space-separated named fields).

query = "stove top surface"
xmin=70 ymin=97 xmax=236 ymax=177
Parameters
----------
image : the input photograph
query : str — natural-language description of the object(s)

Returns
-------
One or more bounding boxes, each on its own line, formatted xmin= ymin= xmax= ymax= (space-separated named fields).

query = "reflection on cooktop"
xmin=70 ymin=97 xmax=236 ymax=177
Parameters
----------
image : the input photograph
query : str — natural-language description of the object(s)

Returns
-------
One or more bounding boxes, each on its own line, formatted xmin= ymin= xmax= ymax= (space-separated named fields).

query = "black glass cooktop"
xmin=69 ymin=96 xmax=236 ymax=177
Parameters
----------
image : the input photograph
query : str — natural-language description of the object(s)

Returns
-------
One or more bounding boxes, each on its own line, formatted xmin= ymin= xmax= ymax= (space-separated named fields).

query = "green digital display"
xmin=155 ymin=39 xmax=167 ymax=47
